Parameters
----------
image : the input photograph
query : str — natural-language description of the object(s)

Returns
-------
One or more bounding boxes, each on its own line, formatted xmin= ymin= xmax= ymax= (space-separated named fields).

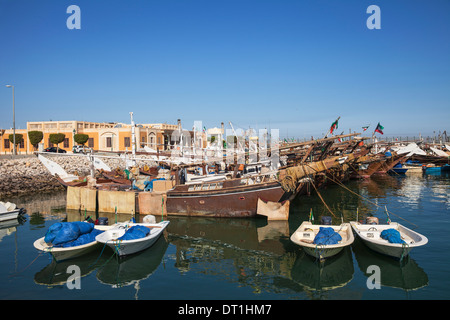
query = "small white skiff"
xmin=290 ymin=221 xmax=354 ymax=260
xmin=95 ymin=220 xmax=170 ymax=257
xmin=350 ymin=221 xmax=428 ymax=259
xmin=0 ymin=201 xmax=24 ymax=222
xmin=33 ymin=224 xmax=114 ymax=262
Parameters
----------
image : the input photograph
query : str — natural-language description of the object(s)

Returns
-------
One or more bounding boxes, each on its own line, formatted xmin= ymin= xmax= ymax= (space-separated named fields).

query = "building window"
xmin=124 ymin=137 xmax=130 ymax=148
xmin=106 ymin=137 xmax=112 ymax=148
xmin=4 ymin=139 xmax=10 ymax=149
xmin=19 ymin=140 xmax=25 ymax=149
xmin=88 ymin=138 xmax=94 ymax=148
xmin=64 ymin=138 xmax=69 ymax=148
xmin=48 ymin=138 xmax=54 ymax=147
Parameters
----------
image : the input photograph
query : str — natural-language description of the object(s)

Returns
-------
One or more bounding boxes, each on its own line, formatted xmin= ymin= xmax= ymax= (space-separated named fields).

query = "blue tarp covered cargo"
xmin=118 ymin=225 xmax=150 ymax=241
xmin=313 ymin=227 xmax=342 ymax=245
xmin=44 ymin=221 xmax=97 ymax=247
xmin=380 ymin=229 xmax=405 ymax=244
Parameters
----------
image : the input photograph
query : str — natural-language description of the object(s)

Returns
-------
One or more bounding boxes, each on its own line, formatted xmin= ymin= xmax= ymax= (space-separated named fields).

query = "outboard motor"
xmin=365 ymin=217 xmax=379 ymax=225
xmin=321 ymin=216 xmax=332 ymax=225
xmin=98 ymin=217 xmax=109 ymax=225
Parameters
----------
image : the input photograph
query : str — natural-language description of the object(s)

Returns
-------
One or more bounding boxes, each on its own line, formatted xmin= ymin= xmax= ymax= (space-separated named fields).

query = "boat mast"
xmin=129 ymin=112 xmax=137 ymax=168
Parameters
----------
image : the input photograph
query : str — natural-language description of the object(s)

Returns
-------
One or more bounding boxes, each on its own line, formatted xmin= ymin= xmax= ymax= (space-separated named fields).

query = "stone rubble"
xmin=0 ymin=154 xmax=145 ymax=198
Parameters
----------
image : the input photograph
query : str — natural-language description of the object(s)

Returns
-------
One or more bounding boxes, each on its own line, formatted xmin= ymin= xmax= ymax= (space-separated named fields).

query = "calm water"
xmin=1 ymin=172 xmax=449 ymax=301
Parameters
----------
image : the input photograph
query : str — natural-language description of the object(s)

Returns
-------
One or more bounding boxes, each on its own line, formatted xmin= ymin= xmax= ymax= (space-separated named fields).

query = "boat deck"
xmin=292 ymin=223 xmax=351 ymax=245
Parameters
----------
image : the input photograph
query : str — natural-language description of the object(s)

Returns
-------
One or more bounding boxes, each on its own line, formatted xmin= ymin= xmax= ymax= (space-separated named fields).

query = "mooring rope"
xmin=304 ymin=164 xmax=337 ymax=219
xmin=8 ymin=251 xmax=45 ymax=278
xmin=302 ymin=162 xmax=419 ymax=228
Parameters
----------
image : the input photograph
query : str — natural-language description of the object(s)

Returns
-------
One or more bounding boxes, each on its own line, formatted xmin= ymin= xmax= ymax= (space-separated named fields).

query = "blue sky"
xmin=0 ymin=0 xmax=449 ymax=139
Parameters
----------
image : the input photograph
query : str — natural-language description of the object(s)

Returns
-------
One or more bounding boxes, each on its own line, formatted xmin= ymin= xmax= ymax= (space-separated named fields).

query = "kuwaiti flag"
xmin=309 ymin=208 xmax=314 ymax=222
xmin=329 ymin=117 xmax=339 ymax=134
xmin=362 ymin=125 xmax=370 ymax=132
xmin=374 ymin=122 xmax=384 ymax=135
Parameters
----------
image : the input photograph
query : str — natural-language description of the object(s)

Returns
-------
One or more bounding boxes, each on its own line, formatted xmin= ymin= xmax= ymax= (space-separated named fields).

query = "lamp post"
xmin=5 ymin=85 xmax=15 ymax=156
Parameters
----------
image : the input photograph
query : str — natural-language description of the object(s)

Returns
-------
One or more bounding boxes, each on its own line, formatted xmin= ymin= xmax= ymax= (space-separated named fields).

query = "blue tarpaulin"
xmin=44 ymin=222 xmax=95 ymax=246
xmin=313 ymin=227 xmax=342 ymax=245
xmin=57 ymin=228 xmax=104 ymax=248
xmin=380 ymin=229 xmax=405 ymax=244
xmin=118 ymin=225 xmax=150 ymax=241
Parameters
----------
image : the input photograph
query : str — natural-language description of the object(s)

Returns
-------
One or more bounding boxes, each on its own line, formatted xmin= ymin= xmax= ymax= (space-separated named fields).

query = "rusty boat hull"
xmin=166 ymin=176 xmax=286 ymax=218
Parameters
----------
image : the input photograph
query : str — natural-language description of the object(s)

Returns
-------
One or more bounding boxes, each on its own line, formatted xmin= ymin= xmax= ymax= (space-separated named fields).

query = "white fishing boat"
xmin=95 ymin=219 xmax=170 ymax=257
xmin=350 ymin=220 xmax=428 ymax=259
xmin=290 ymin=221 xmax=354 ymax=260
xmin=33 ymin=222 xmax=115 ymax=262
xmin=0 ymin=201 xmax=24 ymax=222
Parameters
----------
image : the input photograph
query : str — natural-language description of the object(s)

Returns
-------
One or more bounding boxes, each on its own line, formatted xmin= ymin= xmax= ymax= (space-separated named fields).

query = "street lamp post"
xmin=5 ymin=85 xmax=15 ymax=156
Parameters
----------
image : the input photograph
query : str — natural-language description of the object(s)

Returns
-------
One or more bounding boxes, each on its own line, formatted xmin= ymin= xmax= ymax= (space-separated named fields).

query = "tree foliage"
xmin=49 ymin=133 xmax=66 ymax=151
xmin=28 ymin=131 xmax=43 ymax=149
xmin=8 ymin=133 xmax=23 ymax=145
xmin=74 ymin=133 xmax=89 ymax=146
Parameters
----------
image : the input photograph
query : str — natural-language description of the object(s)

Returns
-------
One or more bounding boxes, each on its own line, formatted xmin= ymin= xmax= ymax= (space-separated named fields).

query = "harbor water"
xmin=1 ymin=172 xmax=449 ymax=300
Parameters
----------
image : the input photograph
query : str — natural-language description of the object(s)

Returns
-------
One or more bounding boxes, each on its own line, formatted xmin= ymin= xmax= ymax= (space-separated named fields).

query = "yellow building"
xmin=0 ymin=120 xmax=203 ymax=154
xmin=0 ymin=120 xmax=155 ymax=154
xmin=0 ymin=128 xmax=29 ymax=154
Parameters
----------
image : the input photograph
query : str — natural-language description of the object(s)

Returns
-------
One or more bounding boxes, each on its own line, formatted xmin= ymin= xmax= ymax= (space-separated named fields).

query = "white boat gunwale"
xmin=350 ymin=221 xmax=428 ymax=248
xmin=33 ymin=224 xmax=118 ymax=261
xmin=95 ymin=221 xmax=170 ymax=257
xmin=100 ymin=222 xmax=167 ymax=244
xmin=290 ymin=221 xmax=355 ymax=259
xmin=350 ymin=221 xmax=428 ymax=259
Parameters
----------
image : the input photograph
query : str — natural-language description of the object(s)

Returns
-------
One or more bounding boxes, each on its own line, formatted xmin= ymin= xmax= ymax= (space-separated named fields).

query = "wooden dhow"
xmin=165 ymin=152 xmax=363 ymax=218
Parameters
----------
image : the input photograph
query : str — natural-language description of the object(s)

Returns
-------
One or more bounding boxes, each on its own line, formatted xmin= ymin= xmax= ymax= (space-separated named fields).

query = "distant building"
xmin=0 ymin=119 xmax=204 ymax=154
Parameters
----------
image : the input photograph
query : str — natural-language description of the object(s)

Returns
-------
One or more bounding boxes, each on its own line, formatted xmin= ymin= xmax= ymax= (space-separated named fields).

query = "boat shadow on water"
xmin=34 ymin=233 xmax=170 ymax=288
xmin=351 ymin=237 xmax=428 ymax=292
xmin=33 ymin=213 xmax=429 ymax=295
xmin=290 ymin=247 xmax=354 ymax=293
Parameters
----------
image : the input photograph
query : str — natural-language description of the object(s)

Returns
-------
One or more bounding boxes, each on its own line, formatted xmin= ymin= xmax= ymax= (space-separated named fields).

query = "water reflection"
xmin=8 ymin=190 xmax=67 ymax=220
xmin=34 ymin=250 xmax=108 ymax=287
xmin=352 ymin=238 xmax=428 ymax=292
xmin=34 ymin=231 xmax=170 ymax=295
xmin=290 ymin=248 xmax=354 ymax=295
xmin=4 ymin=177 xmax=438 ymax=298
xmin=396 ymin=175 xmax=425 ymax=208
xmin=168 ymin=216 xmax=299 ymax=294
xmin=0 ymin=216 xmax=25 ymax=242
xmin=96 ymin=234 xmax=169 ymax=289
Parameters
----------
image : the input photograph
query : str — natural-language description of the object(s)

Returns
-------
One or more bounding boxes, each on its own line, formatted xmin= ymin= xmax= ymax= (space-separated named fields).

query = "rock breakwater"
xmin=0 ymin=154 xmax=131 ymax=198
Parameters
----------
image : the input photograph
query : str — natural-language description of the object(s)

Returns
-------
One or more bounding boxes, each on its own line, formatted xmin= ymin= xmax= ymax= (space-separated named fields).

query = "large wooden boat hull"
xmin=166 ymin=180 xmax=286 ymax=218
xmin=351 ymin=159 xmax=385 ymax=179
